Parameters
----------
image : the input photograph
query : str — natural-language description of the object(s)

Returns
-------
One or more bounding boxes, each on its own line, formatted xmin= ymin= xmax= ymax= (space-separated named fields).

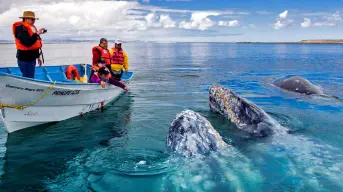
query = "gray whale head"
xmin=209 ymin=84 xmax=288 ymax=137
xmin=272 ymin=76 xmax=324 ymax=95
xmin=166 ymin=110 xmax=227 ymax=157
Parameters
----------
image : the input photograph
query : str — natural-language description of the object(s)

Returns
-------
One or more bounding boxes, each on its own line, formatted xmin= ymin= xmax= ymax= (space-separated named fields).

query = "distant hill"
xmin=299 ymin=39 xmax=343 ymax=44
xmin=0 ymin=40 xmax=11 ymax=44
xmin=237 ymin=39 xmax=343 ymax=44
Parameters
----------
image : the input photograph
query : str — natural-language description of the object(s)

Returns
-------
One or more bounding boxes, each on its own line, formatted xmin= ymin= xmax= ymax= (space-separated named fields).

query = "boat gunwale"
xmin=0 ymin=65 xmax=133 ymax=86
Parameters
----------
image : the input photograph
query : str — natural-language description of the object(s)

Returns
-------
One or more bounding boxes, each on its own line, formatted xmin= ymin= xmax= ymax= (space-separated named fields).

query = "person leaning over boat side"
xmin=90 ymin=66 xmax=129 ymax=92
xmin=12 ymin=11 xmax=46 ymax=78
xmin=109 ymin=39 xmax=129 ymax=80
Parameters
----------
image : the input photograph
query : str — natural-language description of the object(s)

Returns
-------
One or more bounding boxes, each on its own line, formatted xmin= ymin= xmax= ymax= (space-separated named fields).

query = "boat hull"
xmin=1 ymin=98 xmax=118 ymax=133
xmin=0 ymin=65 xmax=132 ymax=133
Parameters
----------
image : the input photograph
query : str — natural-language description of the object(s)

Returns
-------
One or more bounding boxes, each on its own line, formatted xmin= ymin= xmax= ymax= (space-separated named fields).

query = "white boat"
xmin=0 ymin=64 xmax=133 ymax=133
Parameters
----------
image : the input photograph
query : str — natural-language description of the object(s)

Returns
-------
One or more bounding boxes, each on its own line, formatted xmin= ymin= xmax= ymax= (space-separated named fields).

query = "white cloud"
xmin=143 ymin=6 xmax=249 ymax=15
xmin=142 ymin=0 xmax=150 ymax=3
xmin=145 ymin=13 xmax=176 ymax=28
xmin=279 ymin=10 xmax=288 ymax=19
xmin=301 ymin=18 xmax=312 ymax=28
xmin=249 ymin=24 xmax=256 ymax=28
xmin=145 ymin=13 xmax=160 ymax=27
xmin=179 ymin=12 xmax=219 ymax=31
xmin=218 ymin=20 xmax=240 ymax=27
xmin=0 ymin=0 xmax=252 ymax=41
xmin=0 ymin=1 xmax=143 ymax=31
xmin=315 ymin=11 xmax=341 ymax=27
xmin=273 ymin=10 xmax=294 ymax=29
xmin=160 ymin=14 xmax=176 ymax=28
xmin=0 ymin=0 xmax=90 ymax=13
xmin=301 ymin=12 xmax=342 ymax=28
xmin=0 ymin=1 xmax=183 ymax=40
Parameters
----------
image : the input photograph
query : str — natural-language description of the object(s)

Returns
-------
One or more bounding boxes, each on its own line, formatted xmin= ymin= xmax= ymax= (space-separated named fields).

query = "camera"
xmin=42 ymin=29 xmax=47 ymax=33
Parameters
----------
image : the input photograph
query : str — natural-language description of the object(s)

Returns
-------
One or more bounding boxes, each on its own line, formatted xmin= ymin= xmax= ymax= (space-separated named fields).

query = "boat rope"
xmin=0 ymin=81 xmax=56 ymax=110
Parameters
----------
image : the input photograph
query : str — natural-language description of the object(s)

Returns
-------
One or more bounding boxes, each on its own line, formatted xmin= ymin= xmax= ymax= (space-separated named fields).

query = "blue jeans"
xmin=17 ymin=59 xmax=36 ymax=78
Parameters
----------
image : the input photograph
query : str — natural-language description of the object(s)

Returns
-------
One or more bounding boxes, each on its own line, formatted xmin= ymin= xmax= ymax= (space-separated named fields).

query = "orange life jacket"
xmin=91 ymin=65 xmax=100 ymax=71
xmin=12 ymin=21 xmax=42 ymax=51
xmin=110 ymin=48 xmax=124 ymax=65
xmin=66 ymin=65 xmax=80 ymax=80
xmin=93 ymin=46 xmax=111 ymax=64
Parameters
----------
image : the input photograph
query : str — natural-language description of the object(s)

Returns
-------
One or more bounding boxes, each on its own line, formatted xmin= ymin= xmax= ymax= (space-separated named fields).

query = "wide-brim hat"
xmin=19 ymin=11 xmax=39 ymax=20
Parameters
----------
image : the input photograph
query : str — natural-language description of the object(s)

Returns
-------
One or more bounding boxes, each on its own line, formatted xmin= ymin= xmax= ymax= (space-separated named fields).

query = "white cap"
xmin=115 ymin=39 xmax=122 ymax=44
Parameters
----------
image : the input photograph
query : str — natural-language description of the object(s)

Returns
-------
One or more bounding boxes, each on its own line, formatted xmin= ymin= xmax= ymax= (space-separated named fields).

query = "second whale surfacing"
xmin=209 ymin=84 xmax=290 ymax=137
xmin=272 ymin=75 xmax=342 ymax=101
xmin=272 ymin=76 xmax=324 ymax=96
xmin=208 ymin=84 xmax=343 ymax=190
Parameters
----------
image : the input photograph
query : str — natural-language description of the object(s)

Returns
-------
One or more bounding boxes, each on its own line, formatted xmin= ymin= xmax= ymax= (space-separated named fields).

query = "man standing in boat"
xmin=92 ymin=38 xmax=111 ymax=66
xmin=109 ymin=39 xmax=129 ymax=79
xmin=91 ymin=38 xmax=111 ymax=80
xmin=12 ymin=11 xmax=46 ymax=78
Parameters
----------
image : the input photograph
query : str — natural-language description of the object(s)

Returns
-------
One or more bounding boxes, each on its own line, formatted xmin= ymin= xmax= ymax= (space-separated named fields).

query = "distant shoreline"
xmin=236 ymin=40 xmax=343 ymax=44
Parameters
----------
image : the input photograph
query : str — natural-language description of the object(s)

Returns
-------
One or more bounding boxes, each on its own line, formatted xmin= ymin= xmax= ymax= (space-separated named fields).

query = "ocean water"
xmin=0 ymin=42 xmax=343 ymax=192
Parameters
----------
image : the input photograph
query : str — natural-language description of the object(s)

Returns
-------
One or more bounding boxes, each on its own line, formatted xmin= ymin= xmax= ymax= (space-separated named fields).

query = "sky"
xmin=0 ymin=0 xmax=342 ymax=42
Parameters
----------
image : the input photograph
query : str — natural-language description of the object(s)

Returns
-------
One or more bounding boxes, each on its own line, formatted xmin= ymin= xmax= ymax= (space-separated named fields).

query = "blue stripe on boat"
xmin=0 ymin=64 xmax=133 ymax=85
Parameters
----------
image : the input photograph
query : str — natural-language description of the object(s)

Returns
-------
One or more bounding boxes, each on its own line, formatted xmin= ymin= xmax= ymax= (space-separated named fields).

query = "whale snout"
xmin=166 ymin=110 xmax=227 ymax=157
xmin=209 ymin=84 xmax=242 ymax=119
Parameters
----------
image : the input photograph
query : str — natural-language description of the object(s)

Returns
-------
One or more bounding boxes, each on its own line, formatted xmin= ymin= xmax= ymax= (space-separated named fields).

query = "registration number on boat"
xmin=52 ymin=90 xmax=80 ymax=96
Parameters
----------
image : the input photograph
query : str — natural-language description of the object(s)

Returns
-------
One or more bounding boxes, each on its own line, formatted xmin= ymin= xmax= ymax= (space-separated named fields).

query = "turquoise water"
xmin=0 ymin=43 xmax=343 ymax=191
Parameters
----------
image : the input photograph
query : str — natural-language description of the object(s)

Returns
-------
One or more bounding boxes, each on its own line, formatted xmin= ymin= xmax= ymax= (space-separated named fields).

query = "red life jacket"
xmin=110 ymin=48 xmax=124 ymax=65
xmin=12 ymin=21 xmax=42 ymax=50
xmin=93 ymin=46 xmax=111 ymax=64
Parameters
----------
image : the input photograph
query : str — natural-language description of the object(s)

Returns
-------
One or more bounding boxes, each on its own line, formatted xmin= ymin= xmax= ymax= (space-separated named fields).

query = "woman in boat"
xmin=90 ymin=66 xmax=129 ymax=92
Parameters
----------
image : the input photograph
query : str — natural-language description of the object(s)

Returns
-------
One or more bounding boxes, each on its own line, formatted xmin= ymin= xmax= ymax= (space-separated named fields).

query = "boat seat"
xmin=34 ymin=67 xmax=50 ymax=81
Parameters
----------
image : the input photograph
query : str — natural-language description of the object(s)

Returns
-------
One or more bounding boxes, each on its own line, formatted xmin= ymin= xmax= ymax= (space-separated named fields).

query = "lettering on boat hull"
xmin=52 ymin=90 xmax=80 ymax=96
xmin=6 ymin=84 xmax=45 ymax=92
xmin=24 ymin=111 xmax=38 ymax=116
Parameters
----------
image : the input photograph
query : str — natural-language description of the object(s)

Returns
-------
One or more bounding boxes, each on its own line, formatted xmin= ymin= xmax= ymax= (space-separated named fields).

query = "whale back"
xmin=273 ymin=76 xmax=323 ymax=95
